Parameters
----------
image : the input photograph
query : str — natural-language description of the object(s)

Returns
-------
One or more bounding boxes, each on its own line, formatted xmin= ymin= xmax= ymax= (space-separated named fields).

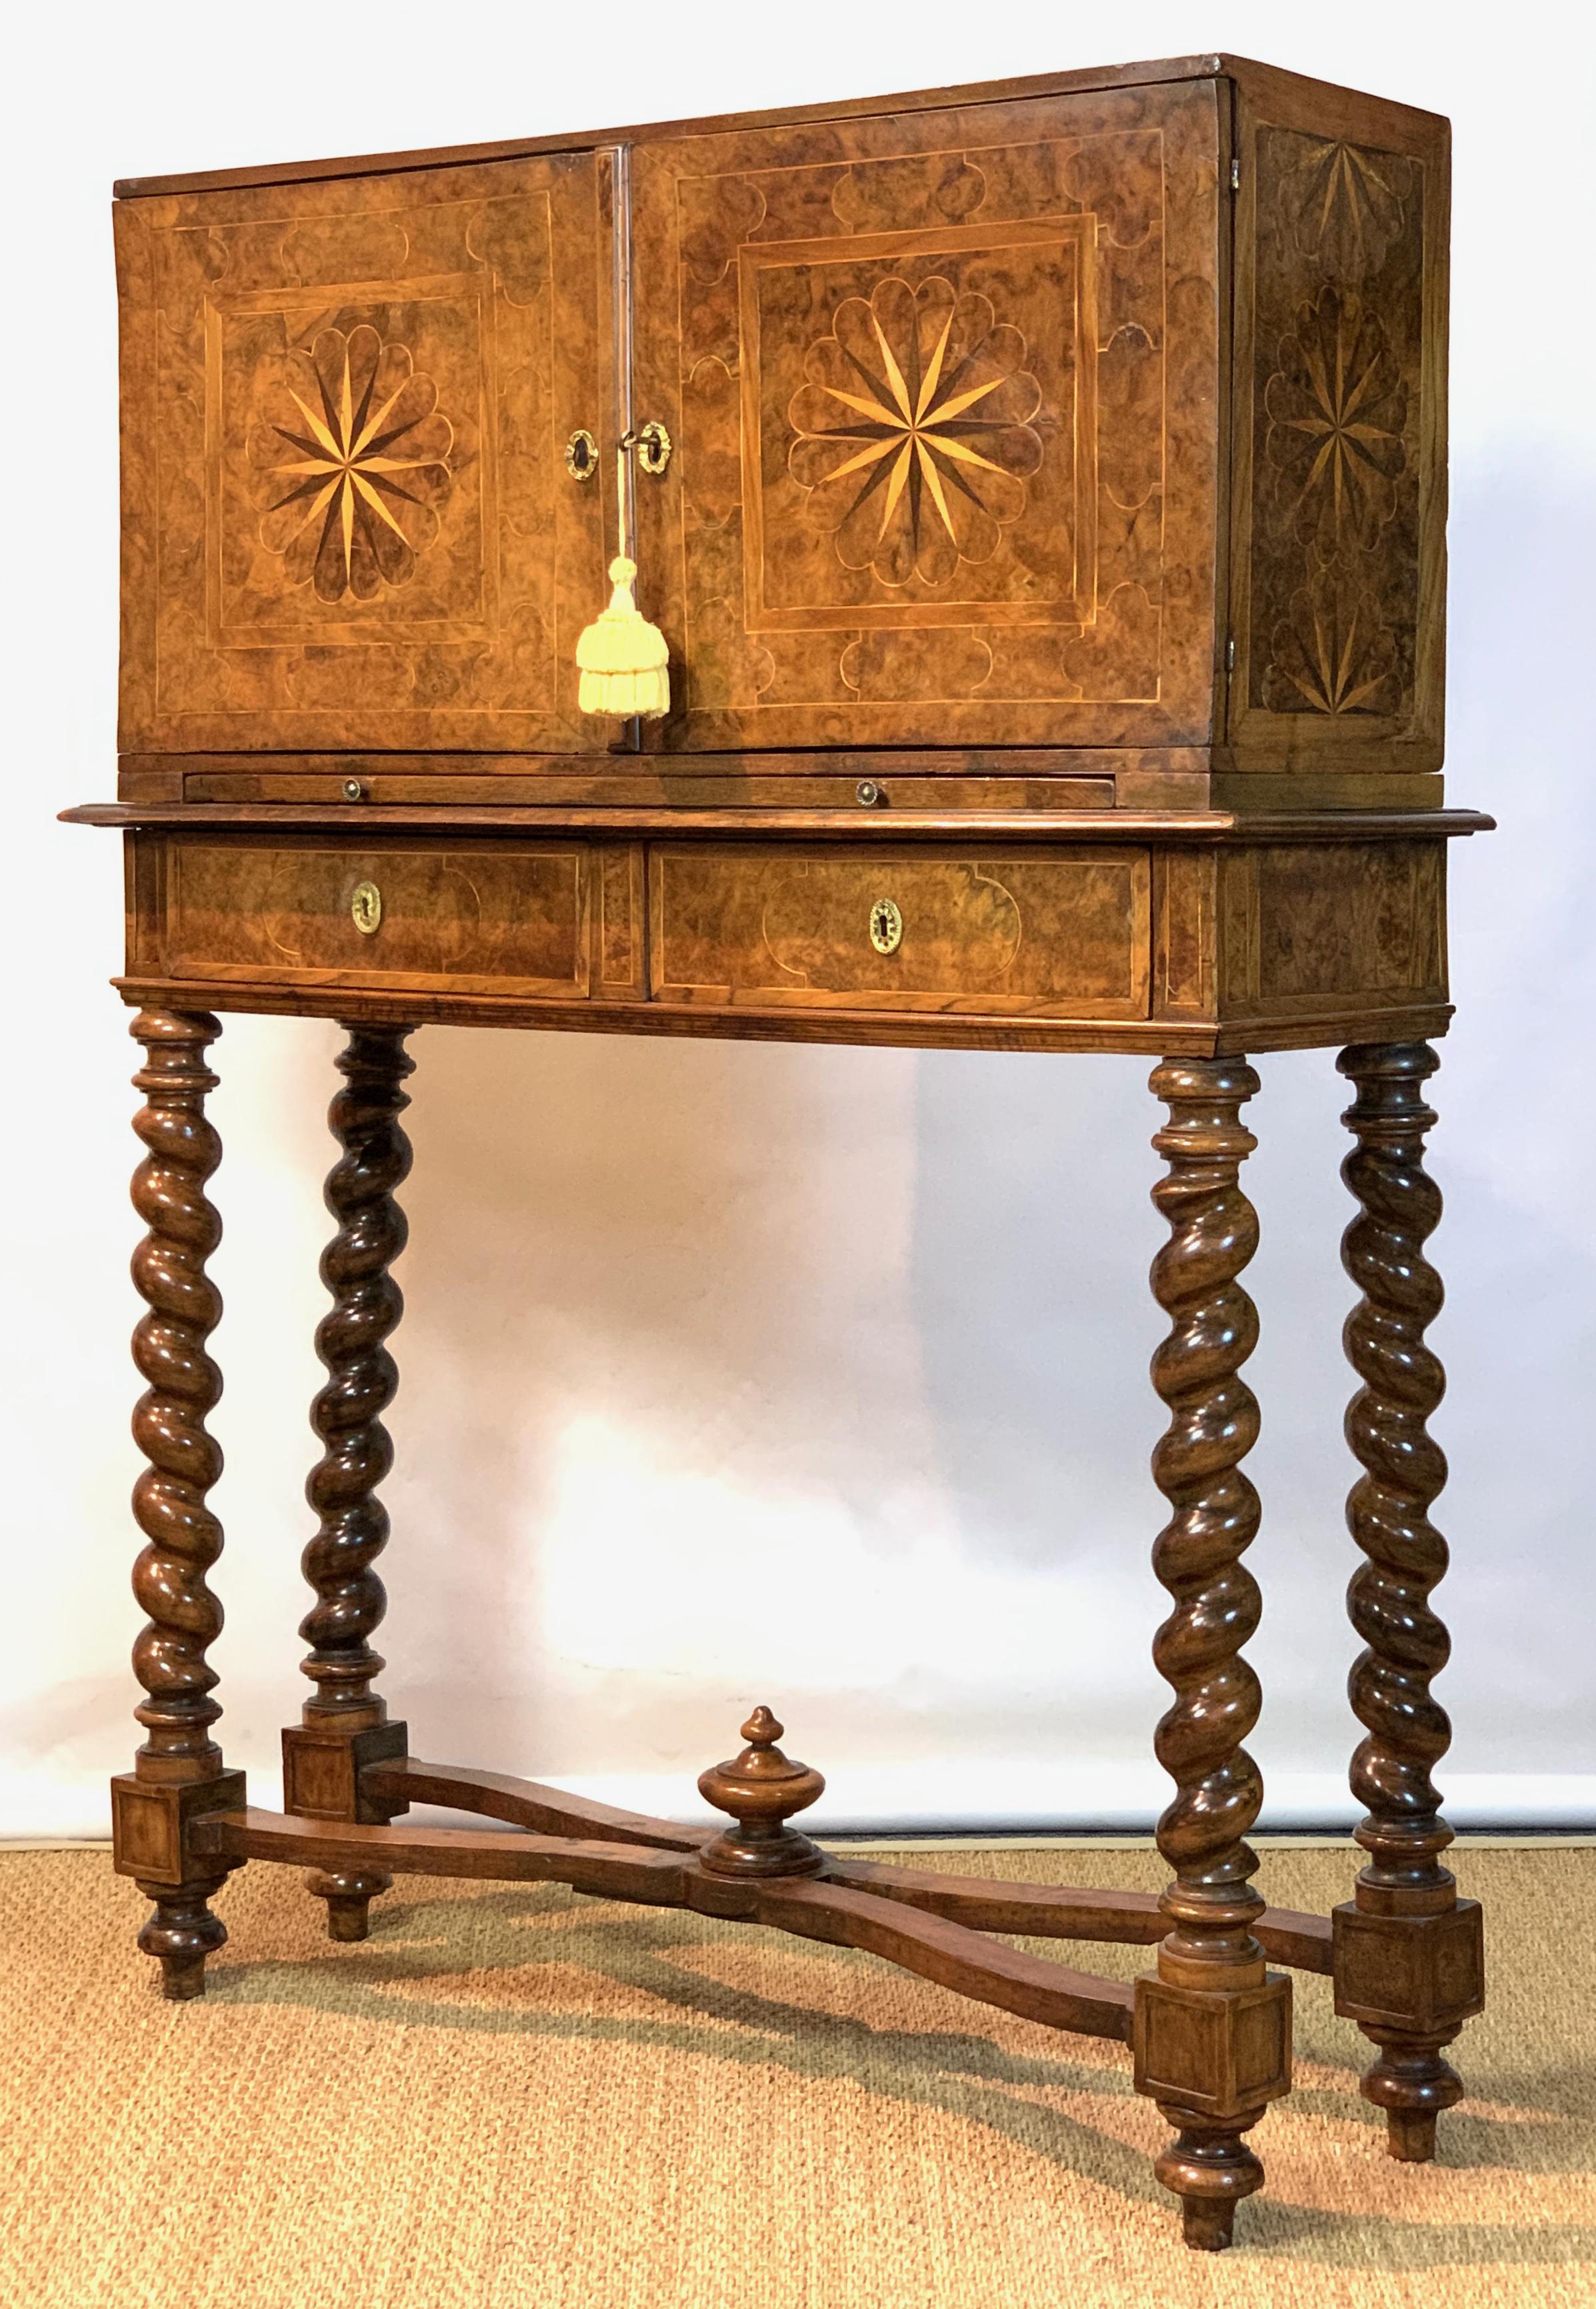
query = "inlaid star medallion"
xmin=251 ymin=325 xmax=453 ymax=603
xmin=1265 ymin=556 xmax=1402 ymax=717
xmin=1264 ymin=285 xmax=1407 ymax=552
xmin=788 ymin=277 xmax=1043 ymax=587
xmin=1286 ymin=137 xmax=1409 ymax=277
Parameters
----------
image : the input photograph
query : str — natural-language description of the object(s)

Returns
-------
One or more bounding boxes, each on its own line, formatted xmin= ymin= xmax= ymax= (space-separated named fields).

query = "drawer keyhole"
xmin=869 ymin=897 xmax=903 ymax=956
xmin=351 ymin=880 xmax=383 ymax=936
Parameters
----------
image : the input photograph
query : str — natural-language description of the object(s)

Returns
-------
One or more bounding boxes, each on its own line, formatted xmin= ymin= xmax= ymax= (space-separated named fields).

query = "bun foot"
xmin=1181 ymin=2198 xmax=1235 ymax=2253
xmin=137 ymin=1877 xmax=228 ymax=2000
xmin=307 ymin=1868 xmax=392 ymax=1940
xmin=1155 ymin=2116 xmax=1265 ymax=2254
xmin=1356 ymin=2026 xmax=1465 ymax=2162
xmin=1387 ymin=2107 xmax=1439 ymax=2162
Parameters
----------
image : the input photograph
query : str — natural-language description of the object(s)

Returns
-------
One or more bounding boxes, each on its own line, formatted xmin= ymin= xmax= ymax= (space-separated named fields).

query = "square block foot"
xmin=1333 ymin=1899 xmax=1485 ymax=2033
xmin=111 ymin=1770 xmax=247 ymax=1886
xmin=282 ymin=1720 xmax=410 ymax=1823
xmin=1133 ymin=1970 xmax=1293 ymax=2119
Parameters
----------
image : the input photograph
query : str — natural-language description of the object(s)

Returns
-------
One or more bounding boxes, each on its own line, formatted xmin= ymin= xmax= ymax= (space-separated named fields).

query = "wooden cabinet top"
xmin=112 ymin=57 xmax=1445 ymax=199
xmin=112 ymin=55 xmax=1450 ymax=813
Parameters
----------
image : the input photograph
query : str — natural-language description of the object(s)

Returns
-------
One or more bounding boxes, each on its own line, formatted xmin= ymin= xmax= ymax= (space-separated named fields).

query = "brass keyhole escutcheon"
xmin=564 ymin=428 xmax=599 ymax=482
xmin=635 ymin=419 xmax=672 ymax=477
xmin=351 ymin=880 xmax=383 ymax=936
xmin=869 ymin=897 xmax=903 ymax=955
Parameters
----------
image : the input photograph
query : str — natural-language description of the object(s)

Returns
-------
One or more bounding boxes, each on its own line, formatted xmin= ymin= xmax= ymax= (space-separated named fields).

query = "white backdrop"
xmin=4 ymin=0 xmax=1593 ymax=1840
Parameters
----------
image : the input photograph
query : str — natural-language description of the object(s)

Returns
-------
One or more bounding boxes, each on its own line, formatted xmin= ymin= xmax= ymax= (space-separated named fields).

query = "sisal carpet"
xmin=1 ymin=1842 xmax=1591 ymax=2308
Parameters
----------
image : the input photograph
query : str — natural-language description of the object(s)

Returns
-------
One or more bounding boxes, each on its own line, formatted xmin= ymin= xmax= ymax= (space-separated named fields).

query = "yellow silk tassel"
xmin=577 ymin=443 xmax=670 ymax=720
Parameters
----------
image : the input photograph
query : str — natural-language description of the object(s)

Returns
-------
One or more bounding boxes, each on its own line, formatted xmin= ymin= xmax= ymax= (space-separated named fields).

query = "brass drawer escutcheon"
xmin=564 ymin=429 xmax=599 ymax=482
xmin=869 ymin=897 xmax=903 ymax=956
xmin=350 ymin=880 xmax=383 ymax=936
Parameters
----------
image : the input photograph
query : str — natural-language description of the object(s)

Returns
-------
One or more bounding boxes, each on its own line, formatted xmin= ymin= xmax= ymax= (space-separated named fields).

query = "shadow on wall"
xmin=1419 ymin=455 xmax=1596 ymax=1778
xmin=390 ymin=1028 xmax=931 ymax=1776
xmin=908 ymin=1051 xmax=1161 ymax=1570
xmin=383 ymin=1028 xmax=1177 ymax=1790
xmin=379 ymin=1031 xmax=1367 ymax=1802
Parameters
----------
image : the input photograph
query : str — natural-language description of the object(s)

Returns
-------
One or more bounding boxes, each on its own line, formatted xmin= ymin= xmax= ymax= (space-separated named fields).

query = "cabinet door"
xmin=630 ymin=81 xmax=1222 ymax=752
xmin=118 ymin=153 xmax=609 ymax=753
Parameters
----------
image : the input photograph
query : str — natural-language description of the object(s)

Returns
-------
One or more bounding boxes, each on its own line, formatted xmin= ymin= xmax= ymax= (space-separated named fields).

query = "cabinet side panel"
xmin=125 ymin=833 xmax=168 ymax=975
xmin=1218 ymin=840 xmax=1447 ymax=1021
xmin=1227 ymin=75 xmax=1447 ymax=775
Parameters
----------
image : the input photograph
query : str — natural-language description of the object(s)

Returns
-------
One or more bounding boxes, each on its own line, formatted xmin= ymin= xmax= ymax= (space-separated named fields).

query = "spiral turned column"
xmin=1334 ymin=1043 xmax=1483 ymax=2159
xmin=116 ymin=1009 xmax=241 ymax=1998
xmin=1132 ymin=1058 xmax=1290 ymax=2252
xmin=289 ymin=1025 xmax=416 ymax=1940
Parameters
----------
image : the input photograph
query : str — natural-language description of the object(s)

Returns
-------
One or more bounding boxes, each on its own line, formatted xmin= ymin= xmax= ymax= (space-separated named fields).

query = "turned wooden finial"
xmin=697 ymin=1706 xmax=826 ymax=1878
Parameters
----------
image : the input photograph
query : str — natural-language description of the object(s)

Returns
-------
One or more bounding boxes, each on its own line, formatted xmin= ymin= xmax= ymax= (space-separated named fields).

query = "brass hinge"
xmin=1230 ymin=157 xmax=1241 ymax=193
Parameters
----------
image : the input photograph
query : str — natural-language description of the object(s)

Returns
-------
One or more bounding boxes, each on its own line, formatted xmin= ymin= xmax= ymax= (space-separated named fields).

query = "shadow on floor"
xmin=207 ymin=1883 xmax=1594 ymax=2274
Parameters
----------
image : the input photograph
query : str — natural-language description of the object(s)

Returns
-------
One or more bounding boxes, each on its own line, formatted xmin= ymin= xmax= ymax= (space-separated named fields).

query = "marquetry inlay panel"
xmin=1228 ymin=77 xmax=1447 ymax=768
xmin=745 ymin=220 xmax=1097 ymax=633
xmin=631 ymin=82 xmax=1223 ymax=751
xmin=1249 ymin=133 xmax=1425 ymax=723
xmin=117 ymin=155 xmax=605 ymax=752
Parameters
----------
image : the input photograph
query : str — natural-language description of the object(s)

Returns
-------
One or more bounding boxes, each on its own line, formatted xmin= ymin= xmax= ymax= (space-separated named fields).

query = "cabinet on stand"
xmin=69 ymin=52 xmax=1489 ymax=2252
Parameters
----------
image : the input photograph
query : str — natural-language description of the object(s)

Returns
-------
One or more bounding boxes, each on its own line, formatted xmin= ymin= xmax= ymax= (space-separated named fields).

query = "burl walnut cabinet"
xmin=69 ymin=54 xmax=1490 ymax=2254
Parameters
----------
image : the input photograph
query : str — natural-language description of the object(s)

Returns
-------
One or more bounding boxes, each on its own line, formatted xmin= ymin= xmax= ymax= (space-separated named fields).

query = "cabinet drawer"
xmin=649 ymin=847 xmax=1151 ymax=1017
xmin=162 ymin=840 xmax=606 ymax=997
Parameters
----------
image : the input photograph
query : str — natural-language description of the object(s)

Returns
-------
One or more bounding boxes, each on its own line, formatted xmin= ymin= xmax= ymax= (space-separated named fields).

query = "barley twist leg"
xmin=1133 ymin=1058 xmax=1290 ymax=2250
xmin=1335 ymin=1042 xmax=1483 ymax=2158
xmin=289 ymin=1025 xmax=417 ymax=1940
xmin=117 ymin=1009 xmax=240 ymax=1998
